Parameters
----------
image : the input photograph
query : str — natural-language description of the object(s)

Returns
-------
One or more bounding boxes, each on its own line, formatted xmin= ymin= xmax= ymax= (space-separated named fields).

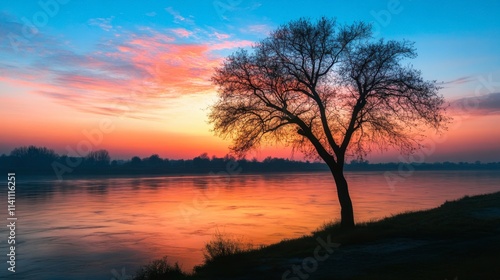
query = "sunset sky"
xmin=1 ymin=0 xmax=499 ymax=162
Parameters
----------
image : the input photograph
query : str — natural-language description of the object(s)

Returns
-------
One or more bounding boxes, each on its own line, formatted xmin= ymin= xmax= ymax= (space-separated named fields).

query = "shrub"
xmin=202 ymin=229 xmax=253 ymax=263
xmin=133 ymin=256 xmax=189 ymax=280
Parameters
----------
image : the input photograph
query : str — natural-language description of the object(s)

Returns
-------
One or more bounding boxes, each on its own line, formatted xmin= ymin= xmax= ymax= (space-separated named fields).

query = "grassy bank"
xmin=134 ymin=191 xmax=500 ymax=279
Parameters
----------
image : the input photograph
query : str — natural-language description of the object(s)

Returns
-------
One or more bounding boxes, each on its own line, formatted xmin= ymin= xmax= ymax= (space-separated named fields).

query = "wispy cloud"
xmin=210 ymin=40 xmax=253 ymax=50
xmin=213 ymin=0 xmax=262 ymax=21
xmin=211 ymin=31 xmax=230 ymax=40
xmin=441 ymin=76 xmax=474 ymax=86
xmin=0 ymin=14 xmax=253 ymax=119
xmin=165 ymin=7 xmax=194 ymax=25
xmin=88 ymin=17 xmax=115 ymax=31
xmin=243 ymin=24 xmax=273 ymax=35
xmin=0 ymin=11 xmax=63 ymax=53
xmin=170 ymin=28 xmax=193 ymax=38
xmin=450 ymin=92 xmax=500 ymax=116
xmin=120 ymin=32 xmax=222 ymax=95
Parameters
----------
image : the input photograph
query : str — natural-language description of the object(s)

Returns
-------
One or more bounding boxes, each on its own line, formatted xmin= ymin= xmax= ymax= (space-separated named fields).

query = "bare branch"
xmin=210 ymin=17 xmax=448 ymax=163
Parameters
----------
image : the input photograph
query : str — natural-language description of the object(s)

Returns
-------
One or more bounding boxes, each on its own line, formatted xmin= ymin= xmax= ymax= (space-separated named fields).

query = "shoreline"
xmin=135 ymin=191 xmax=500 ymax=279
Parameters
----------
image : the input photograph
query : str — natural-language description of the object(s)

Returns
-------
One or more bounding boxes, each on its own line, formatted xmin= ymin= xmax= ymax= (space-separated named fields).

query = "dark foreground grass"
xmin=134 ymin=191 xmax=500 ymax=280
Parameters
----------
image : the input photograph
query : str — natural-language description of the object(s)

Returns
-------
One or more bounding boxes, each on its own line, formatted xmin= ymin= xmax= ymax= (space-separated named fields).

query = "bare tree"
xmin=86 ymin=149 xmax=111 ymax=166
xmin=209 ymin=17 xmax=448 ymax=228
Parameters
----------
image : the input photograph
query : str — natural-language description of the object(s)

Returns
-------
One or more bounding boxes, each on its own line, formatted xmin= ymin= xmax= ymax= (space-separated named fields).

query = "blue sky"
xmin=3 ymin=0 xmax=499 ymax=90
xmin=1 ymin=0 xmax=499 ymax=161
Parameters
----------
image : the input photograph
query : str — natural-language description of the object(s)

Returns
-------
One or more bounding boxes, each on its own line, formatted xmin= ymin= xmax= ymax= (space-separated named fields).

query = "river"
xmin=1 ymin=170 xmax=499 ymax=279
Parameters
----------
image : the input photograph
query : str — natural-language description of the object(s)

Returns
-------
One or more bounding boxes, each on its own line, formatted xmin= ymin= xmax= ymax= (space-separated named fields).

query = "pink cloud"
xmin=0 ymin=25 xmax=255 ymax=119
xmin=116 ymin=34 xmax=223 ymax=96
xmin=170 ymin=28 xmax=193 ymax=38
xmin=111 ymin=32 xmax=255 ymax=98
xmin=212 ymin=32 xmax=230 ymax=40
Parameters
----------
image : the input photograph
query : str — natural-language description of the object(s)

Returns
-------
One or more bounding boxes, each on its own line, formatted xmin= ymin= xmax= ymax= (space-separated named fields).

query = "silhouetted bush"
xmin=133 ymin=256 xmax=189 ymax=280
xmin=202 ymin=229 xmax=253 ymax=264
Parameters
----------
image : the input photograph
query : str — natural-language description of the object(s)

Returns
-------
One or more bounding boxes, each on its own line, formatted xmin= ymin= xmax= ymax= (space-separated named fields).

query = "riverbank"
xmin=135 ymin=191 xmax=500 ymax=279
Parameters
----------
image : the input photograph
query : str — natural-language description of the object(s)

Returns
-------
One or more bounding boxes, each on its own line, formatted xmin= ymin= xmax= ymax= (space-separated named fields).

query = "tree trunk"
xmin=330 ymin=166 xmax=355 ymax=228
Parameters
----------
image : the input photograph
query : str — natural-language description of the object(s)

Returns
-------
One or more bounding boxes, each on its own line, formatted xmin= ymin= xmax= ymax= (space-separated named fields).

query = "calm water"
xmin=1 ymin=171 xmax=499 ymax=279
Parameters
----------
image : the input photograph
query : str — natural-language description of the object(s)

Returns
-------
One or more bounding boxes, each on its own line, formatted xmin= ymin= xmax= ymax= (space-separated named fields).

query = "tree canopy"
xmin=210 ymin=17 xmax=448 ymax=165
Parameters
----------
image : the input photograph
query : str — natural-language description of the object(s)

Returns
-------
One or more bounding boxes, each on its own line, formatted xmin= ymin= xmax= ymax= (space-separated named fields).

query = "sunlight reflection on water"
xmin=1 ymin=171 xmax=499 ymax=279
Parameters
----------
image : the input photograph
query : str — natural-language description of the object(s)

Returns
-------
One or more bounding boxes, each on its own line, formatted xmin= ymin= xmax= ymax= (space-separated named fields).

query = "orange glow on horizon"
xmin=2 ymin=94 xmax=500 ymax=162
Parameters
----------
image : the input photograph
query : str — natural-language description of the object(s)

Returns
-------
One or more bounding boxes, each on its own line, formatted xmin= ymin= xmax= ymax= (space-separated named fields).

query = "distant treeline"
xmin=0 ymin=146 xmax=499 ymax=179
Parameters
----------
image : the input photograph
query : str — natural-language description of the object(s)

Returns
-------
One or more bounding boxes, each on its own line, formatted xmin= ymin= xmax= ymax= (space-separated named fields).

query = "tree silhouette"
xmin=9 ymin=145 xmax=58 ymax=172
xmin=86 ymin=149 xmax=111 ymax=167
xmin=209 ymin=18 xmax=449 ymax=228
xmin=131 ymin=156 xmax=142 ymax=166
xmin=10 ymin=145 xmax=58 ymax=160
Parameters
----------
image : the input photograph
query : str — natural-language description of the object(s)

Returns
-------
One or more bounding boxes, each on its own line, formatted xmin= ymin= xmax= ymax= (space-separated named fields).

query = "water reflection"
xmin=1 ymin=171 xmax=499 ymax=279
